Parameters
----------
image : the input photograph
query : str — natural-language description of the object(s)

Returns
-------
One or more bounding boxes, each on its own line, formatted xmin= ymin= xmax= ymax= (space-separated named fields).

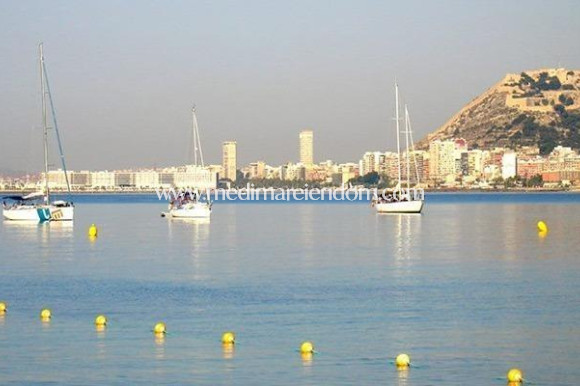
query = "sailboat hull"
xmin=3 ymin=205 xmax=74 ymax=221
xmin=166 ymin=202 xmax=211 ymax=218
xmin=375 ymin=200 xmax=424 ymax=214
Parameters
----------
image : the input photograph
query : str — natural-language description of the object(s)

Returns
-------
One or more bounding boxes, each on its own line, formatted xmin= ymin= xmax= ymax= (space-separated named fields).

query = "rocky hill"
xmin=418 ymin=68 xmax=580 ymax=154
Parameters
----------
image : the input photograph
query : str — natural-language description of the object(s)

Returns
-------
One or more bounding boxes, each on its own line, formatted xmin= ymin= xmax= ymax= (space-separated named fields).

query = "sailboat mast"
xmin=407 ymin=108 xmax=421 ymax=185
xmin=192 ymin=106 xmax=198 ymax=166
xmin=395 ymin=83 xmax=402 ymax=188
xmin=404 ymin=105 xmax=411 ymax=191
xmin=40 ymin=43 xmax=50 ymax=203
xmin=192 ymin=106 xmax=205 ymax=167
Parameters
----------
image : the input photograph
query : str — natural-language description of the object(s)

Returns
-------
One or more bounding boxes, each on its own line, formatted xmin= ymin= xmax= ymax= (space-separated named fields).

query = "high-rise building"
xmin=502 ymin=151 xmax=517 ymax=180
xmin=429 ymin=140 xmax=456 ymax=182
xmin=299 ymin=130 xmax=314 ymax=165
xmin=222 ymin=141 xmax=237 ymax=181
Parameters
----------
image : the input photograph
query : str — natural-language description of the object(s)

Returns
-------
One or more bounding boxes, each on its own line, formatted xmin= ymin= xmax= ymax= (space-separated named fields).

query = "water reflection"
xmin=396 ymin=367 xmax=409 ymax=386
xmin=154 ymin=333 xmax=166 ymax=360
xmin=299 ymin=205 xmax=315 ymax=249
xmin=95 ymin=326 xmax=107 ymax=360
xmin=376 ymin=213 xmax=422 ymax=263
xmin=501 ymin=204 xmax=519 ymax=259
xmin=2 ymin=221 xmax=73 ymax=254
xmin=222 ymin=343 xmax=235 ymax=360
xmin=300 ymin=352 xmax=313 ymax=366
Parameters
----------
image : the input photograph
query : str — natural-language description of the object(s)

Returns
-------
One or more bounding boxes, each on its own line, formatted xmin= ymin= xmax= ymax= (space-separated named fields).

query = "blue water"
xmin=0 ymin=193 xmax=579 ymax=385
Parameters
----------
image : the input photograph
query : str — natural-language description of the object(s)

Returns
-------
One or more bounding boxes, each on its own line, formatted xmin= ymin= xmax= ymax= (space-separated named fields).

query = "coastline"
xmin=1 ymin=187 xmax=577 ymax=195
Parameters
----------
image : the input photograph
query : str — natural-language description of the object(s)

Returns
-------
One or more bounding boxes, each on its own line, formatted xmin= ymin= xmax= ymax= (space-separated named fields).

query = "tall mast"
xmin=192 ymin=106 xmax=205 ymax=167
xmin=406 ymin=107 xmax=421 ymax=185
xmin=192 ymin=106 xmax=198 ymax=166
xmin=404 ymin=105 xmax=411 ymax=191
xmin=395 ymin=83 xmax=402 ymax=189
xmin=40 ymin=43 xmax=50 ymax=203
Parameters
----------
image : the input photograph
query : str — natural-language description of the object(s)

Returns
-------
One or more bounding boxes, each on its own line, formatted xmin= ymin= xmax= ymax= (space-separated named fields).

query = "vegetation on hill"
xmin=506 ymin=105 xmax=580 ymax=155
xmin=348 ymin=172 xmax=390 ymax=188
xmin=520 ymin=71 xmax=561 ymax=91
xmin=419 ymin=68 xmax=580 ymax=154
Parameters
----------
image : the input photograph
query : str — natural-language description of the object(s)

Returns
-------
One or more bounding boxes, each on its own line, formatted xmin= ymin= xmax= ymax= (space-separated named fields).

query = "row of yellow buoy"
xmin=39 ymin=219 xmax=538 ymax=384
xmin=86 ymin=222 xmax=549 ymax=239
xmin=0 ymin=305 xmax=525 ymax=383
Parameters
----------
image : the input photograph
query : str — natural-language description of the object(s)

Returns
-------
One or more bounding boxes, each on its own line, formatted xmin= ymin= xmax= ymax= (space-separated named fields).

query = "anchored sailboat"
xmin=373 ymin=84 xmax=425 ymax=214
xmin=162 ymin=106 xmax=212 ymax=219
xmin=2 ymin=43 xmax=74 ymax=222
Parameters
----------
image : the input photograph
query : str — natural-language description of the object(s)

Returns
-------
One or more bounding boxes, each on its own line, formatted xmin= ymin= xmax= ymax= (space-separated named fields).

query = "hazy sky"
xmin=1 ymin=0 xmax=579 ymax=173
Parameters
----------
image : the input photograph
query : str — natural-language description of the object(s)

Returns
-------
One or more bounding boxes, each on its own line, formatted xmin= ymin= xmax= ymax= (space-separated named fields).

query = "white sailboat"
xmin=162 ymin=106 xmax=212 ymax=219
xmin=3 ymin=43 xmax=74 ymax=222
xmin=373 ymin=84 xmax=425 ymax=214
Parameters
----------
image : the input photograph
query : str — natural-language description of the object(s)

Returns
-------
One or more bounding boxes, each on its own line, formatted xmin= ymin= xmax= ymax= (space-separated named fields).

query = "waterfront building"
xmin=173 ymin=165 xmax=216 ymax=189
xmin=429 ymin=140 xmax=455 ymax=182
xmin=339 ymin=163 xmax=359 ymax=186
xmin=115 ymin=172 xmax=135 ymax=188
xmin=281 ymin=162 xmax=304 ymax=181
xmin=299 ymin=130 xmax=314 ymax=166
xmin=46 ymin=170 xmax=73 ymax=190
xmin=248 ymin=161 xmax=266 ymax=179
xmin=158 ymin=172 xmax=174 ymax=187
xmin=134 ymin=170 xmax=159 ymax=189
xmin=502 ymin=152 xmax=517 ymax=180
xmin=91 ymin=171 xmax=115 ymax=189
xmin=467 ymin=150 xmax=483 ymax=178
xmin=264 ymin=165 xmax=281 ymax=179
xmin=222 ymin=141 xmax=237 ymax=182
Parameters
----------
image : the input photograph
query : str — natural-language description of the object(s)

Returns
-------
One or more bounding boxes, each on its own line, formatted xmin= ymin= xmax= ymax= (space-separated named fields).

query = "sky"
xmin=1 ymin=0 xmax=579 ymax=173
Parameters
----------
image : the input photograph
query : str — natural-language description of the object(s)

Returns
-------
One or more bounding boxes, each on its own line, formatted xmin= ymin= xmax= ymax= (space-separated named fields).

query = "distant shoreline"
xmin=1 ymin=188 xmax=577 ymax=195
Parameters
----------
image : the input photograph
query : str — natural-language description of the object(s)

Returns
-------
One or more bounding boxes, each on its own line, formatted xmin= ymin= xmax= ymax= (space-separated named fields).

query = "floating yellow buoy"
xmin=537 ymin=221 xmax=548 ymax=233
xmin=95 ymin=315 xmax=107 ymax=326
xmin=88 ymin=224 xmax=98 ymax=237
xmin=300 ymin=341 xmax=314 ymax=354
xmin=0 ymin=302 xmax=7 ymax=313
xmin=222 ymin=331 xmax=235 ymax=344
xmin=395 ymin=353 xmax=411 ymax=367
xmin=153 ymin=322 xmax=166 ymax=334
xmin=507 ymin=368 xmax=523 ymax=383
xmin=40 ymin=308 xmax=51 ymax=320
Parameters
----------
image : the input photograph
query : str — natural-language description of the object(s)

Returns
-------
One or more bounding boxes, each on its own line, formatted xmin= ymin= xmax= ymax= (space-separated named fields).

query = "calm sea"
xmin=0 ymin=193 xmax=579 ymax=385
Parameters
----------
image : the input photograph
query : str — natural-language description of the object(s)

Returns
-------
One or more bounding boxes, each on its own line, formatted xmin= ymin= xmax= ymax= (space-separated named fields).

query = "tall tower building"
xmin=299 ymin=129 xmax=314 ymax=166
xmin=222 ymin=141 xmax=237 ymax=181
xmin=429 ymin=140 xmax=455 ymax=181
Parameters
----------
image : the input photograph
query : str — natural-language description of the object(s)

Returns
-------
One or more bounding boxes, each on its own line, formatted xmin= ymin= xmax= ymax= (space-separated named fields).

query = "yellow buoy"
xmin=395 ymin=353 xmax=411 ymax=367
xmin=95 ymin=315 xmax=107 ymax=326
xmin=300 ymin=341 xmax=314 ymax=354
xmin=537 ymin=221 xmax=548 ymax=233
xmin=88 ymin=224 xmax=98 ymax=237
xmin=222 ymin=331 xmax=235 ymax=344
xmin=153 ymin=322 xmax=166 ymax=334
xmin=0 ymin=302 xmax=7 ymax=313
xmin=40 ymin=308 xmax=51 ymax=320
xmin=507 ymin=368 xmax=523 ymax=383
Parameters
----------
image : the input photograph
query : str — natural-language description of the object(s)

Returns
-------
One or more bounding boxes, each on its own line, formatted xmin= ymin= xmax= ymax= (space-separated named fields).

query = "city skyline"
xmin=1 ymin=1 xmax=579 ymax=173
